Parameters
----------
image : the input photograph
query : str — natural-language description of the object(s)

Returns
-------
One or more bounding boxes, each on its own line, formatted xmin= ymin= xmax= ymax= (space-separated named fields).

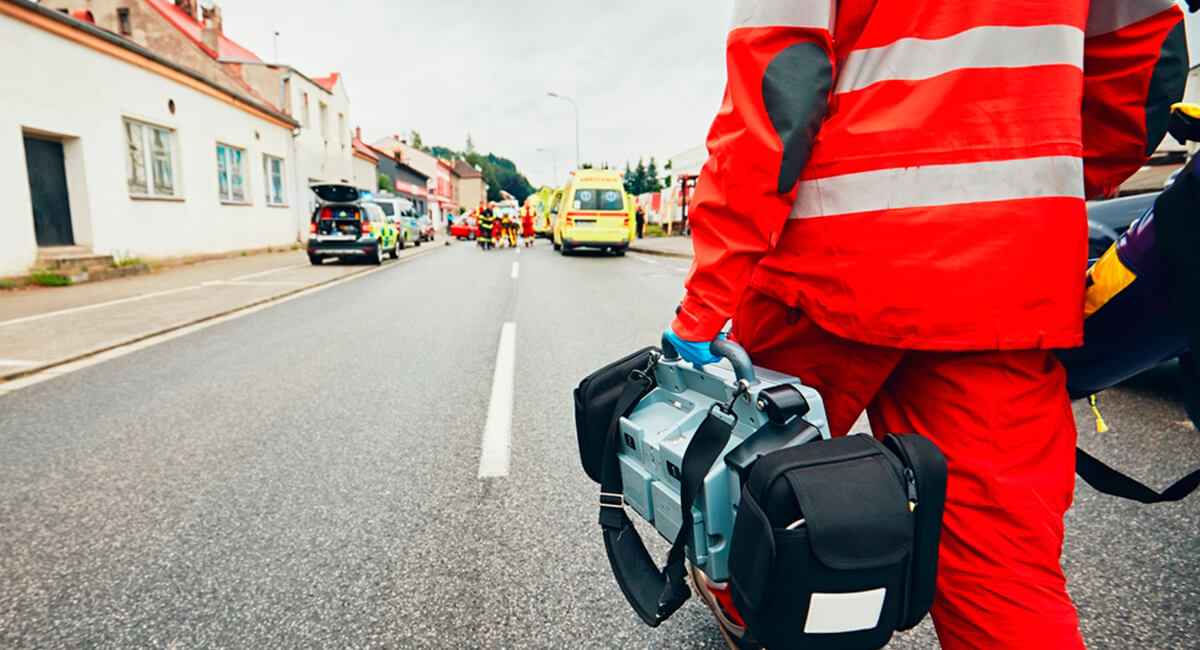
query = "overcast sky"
xmin=219 ymin=2 xmax=1200 ymax=188
xmin=219 ymin=1 xmax=727 ymax=188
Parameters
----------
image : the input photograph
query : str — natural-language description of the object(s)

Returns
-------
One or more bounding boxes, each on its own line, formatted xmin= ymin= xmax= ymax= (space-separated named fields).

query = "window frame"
xmin=123 ymin=117 xmax=181 ymax=200
xmin=262 ymin=153 xmax=287 ymax=207
xmin=116 ymin=7 xmax=131 ymax=35
xmin=216 ymin=142 xmax=250 ymax=205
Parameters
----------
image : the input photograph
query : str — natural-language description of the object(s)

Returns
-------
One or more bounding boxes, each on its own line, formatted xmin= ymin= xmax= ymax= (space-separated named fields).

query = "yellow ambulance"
xmin=552 ymin=170 xmax=632 ymax=256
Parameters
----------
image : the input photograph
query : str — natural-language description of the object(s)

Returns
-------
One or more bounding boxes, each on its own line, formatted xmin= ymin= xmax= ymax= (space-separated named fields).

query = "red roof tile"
xmin=312 ymin=72 xmax=340 ymax=92
xmin=145 ymin=0 xmax=262 ymax=62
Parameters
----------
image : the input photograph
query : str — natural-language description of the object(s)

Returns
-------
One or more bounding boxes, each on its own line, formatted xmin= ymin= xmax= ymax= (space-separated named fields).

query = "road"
xmin=1 ymin=241 xmax=1198 ymax=649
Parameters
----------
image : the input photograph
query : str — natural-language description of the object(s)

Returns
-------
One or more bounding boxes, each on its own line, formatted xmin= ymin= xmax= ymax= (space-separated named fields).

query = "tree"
xmin=623 ymin=161 xmax=636 ymax=194
xmin=581 ymin=162 xmax=594 ymax=170
xmin=632 ymin=159 xmax=648 ymax=195
xmin=465 ymin=133 xmax=477 ymax=154
xmin=410 ymin=130 xmax=426 ymax=151
xmin=645 ymin=157 xmax=663 ymax=193
xmin=378 ymin=173 xmax=390 ymax=192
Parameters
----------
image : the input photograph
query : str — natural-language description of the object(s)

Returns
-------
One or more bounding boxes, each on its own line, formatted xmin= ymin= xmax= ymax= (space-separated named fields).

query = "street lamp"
xmin=536 ymin=147 xmax=558 ymax=186
xmin=547 ymin=91 xmax=580 ymax=170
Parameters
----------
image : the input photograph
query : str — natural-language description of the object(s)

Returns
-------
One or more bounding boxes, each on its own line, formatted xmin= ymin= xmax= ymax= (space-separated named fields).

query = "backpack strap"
xmin=1076 ymin=447 xmax=1200 ymax=503
xmin=598 ymin=378 xmax=737 ymax=627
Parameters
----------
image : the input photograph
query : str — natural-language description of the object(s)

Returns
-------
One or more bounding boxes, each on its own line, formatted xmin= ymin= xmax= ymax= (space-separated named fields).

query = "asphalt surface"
xmin=1 ymin=241 xmax=1198 ymax=648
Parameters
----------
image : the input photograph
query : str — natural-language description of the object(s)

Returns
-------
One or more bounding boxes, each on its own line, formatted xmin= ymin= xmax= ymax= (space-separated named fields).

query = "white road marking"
xmin=0 ymin=286 xmax=206 ymax=329
xmin=0 ymin=359 xmax=37 ymax=367
xmin=511 ymin=262 xmax=519 ymax=279
xmin=478 ymin=321 xmax=517 ymax=478
xmin=201 ymin=280 xmax=307 ymax=287
xmin=230 ymin=264 xmax=305 ymax=282
xmin=0 ymin=249 xmax=437 ymax=396
xmin=629 ymin=253 xmax=688 ymax=273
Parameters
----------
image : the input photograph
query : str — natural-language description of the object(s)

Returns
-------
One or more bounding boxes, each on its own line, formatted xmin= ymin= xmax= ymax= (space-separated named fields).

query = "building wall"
xmin=287 ymin=73 xmax=353 ymax=209
xmin=352 ymin=155 xmax=376 ymax=192
xmin=0 ymin=10 xmax=300 ymax=275
xmin=454 ymin=176 xmax=486 ymax=212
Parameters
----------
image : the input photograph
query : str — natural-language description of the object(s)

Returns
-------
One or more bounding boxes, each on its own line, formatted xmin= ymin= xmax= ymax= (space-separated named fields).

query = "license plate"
xmin=320 ymin=234 xmax=354 ymax=241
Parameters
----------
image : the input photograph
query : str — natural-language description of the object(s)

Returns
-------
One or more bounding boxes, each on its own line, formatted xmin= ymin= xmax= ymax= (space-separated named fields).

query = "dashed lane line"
xmin=511 ymin=262 xmax=519 ymax=279
xmin=478 ymin=321 xmax=517 ymax=478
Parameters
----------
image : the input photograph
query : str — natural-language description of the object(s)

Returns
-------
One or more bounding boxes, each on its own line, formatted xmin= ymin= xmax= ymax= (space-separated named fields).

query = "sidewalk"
xmin=629 ymin=235 xmax=694 ymax=259
xmin=0 ymin=244 xmax=441 ymax=382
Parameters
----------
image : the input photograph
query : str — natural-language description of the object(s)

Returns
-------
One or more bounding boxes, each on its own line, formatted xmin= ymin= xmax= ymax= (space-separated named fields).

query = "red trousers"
xmin=731 ymin=290 xmax=1084 ymax=649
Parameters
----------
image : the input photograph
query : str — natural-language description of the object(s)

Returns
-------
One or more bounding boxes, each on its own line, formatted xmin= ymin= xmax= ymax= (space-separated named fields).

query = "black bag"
xmin=728 ymin=433 xmax=947 ymax=650
xmin=573 ymin=346 xmax=658 ymax=483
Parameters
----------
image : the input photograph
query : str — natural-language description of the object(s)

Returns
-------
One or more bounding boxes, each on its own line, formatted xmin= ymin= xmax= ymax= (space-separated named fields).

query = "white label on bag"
xmin=803 ymin=588 xmax=887 ymax=634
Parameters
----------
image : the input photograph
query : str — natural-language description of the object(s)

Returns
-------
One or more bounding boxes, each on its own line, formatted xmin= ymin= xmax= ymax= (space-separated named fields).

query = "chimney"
xmin=201 ymin=4 xmax=222 ymax=53
xmin=355 ymin=126 xmax=362 ymax=141
xmin=175 ymin=0 xmax=196 ymax=21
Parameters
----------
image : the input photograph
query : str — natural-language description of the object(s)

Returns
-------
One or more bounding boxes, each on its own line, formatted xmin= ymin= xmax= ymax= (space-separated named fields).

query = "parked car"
xmin=418 ymin=215 xmax=436 ymax=242
xmin=308 ymin=184 xmax=398 ymax=266
xmin=451 ymin=216 xmax=478 ymax=240
xmin=1086 ymin=192 xmax=1157 ymax=262
xmin=373 ymin=197 xmax=422 ymax=249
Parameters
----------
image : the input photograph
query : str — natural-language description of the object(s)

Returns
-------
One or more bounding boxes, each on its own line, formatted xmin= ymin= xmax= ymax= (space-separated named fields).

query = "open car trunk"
xmin=315 ymin=205 xmax=364 ymax=237
xmin=310 ymin=183 xmax=361 ymax=204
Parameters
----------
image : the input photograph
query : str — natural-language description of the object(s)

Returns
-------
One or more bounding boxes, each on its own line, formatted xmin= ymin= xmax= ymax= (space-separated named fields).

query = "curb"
xmin=628 ymin=245 xmax=694 ymax=260
xmin=0 ymin=245 xmax=443 ymax=384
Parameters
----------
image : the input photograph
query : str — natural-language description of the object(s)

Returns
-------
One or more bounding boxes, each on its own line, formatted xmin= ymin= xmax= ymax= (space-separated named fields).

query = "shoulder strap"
xmin=1076 ymin=447 xmax=1200 ymax=503
xmin=599 ymin=383 xmax=736 ymax=627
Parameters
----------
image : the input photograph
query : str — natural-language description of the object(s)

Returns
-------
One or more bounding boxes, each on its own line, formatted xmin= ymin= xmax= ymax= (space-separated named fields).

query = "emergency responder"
xmin=506 ymin=211 xmax=520 ymax=248
xmin=666 ymin=2 xmax=1188 ymax=649
xmin=476 ymin=205 xmax=495 ymax=250
xmin=521 ymin=204 xmax=536 ymax=247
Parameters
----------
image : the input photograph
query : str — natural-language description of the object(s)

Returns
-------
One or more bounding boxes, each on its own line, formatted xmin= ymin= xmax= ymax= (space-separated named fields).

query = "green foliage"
xmin=622 ymin=157 xmax=663 ymax=196
xmin=410 ymin=130 xmax=427 ymax=152
xmin=645 ymin=157 xmax=663 ymax=193
xmin=30 ymin=270 xmax=71 ymax=287
xmin=425 ymin=140 xmax=536 ymax=203
xmin=430 ymin=145 xmax=457 ymax=160
xmin=378 ymin=173 xmax=390 ymax=192
xmin=0 ymin=279 xmax=18 ymax=290
xmin=580 ymin=162 xmax=594 ymax=170
xmin=113 ymin=257 xmax=144 ymax=268
xmin=465 ymin=133 xmax=477 ymax=154
xmin=643 ymin=223 xmax=667 ymax=238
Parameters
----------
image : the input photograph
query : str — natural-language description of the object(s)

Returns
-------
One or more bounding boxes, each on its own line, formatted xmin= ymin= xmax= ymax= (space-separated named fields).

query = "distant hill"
xmin=432 ymin=146 xmax=534 ymax=203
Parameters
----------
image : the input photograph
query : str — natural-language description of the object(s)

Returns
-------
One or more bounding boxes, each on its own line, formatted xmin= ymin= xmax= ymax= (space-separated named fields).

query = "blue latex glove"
xmin=664 ymin=329 xmax=725 ymax=367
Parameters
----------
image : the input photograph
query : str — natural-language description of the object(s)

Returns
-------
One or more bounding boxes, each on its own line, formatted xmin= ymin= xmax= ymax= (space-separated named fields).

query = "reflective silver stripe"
xmin=789 ymin=156 xmax=1085 ymax=219
xmin=836 ymin=25 xmax=1083 ymax=94
xmin=731 ymin=0 xmax=835 ymax=30
xmin=1087 ymin=0 xmax=1177 ymax=37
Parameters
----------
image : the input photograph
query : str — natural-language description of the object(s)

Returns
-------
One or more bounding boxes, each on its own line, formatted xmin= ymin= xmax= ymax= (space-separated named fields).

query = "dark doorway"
xmin=23 ymin=135 xmax=75 ymax=247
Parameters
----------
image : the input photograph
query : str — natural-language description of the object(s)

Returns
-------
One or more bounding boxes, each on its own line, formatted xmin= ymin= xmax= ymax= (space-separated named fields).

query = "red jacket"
xmin=674 ymin=0 xmax=1187 ymax=350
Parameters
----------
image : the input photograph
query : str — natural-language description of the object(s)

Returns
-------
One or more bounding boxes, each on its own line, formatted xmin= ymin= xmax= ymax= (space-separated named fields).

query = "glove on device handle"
xmin=661 ymin=333 xmax=758 ymax=385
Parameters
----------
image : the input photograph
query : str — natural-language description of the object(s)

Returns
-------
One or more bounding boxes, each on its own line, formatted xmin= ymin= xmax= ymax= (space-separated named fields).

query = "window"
xmin=599 ymin=189 xmax=625 ymax=211
xmin=124 ymin=118 xmax=178 ymax=198
xmin=319 ymin=102 xmax=328 ymax=140
xmin=116 ymin=7 xmax=131 ymax=36
xmin=573 ymin=189 xmax=598 ymax=210
xmin=263 ymin=154 xmax=286 ymax=206
xmin=376 ymin=201 xmax=395 ymax=217
xmin=216 ymin=143 xmax=247 ymax=203
xmin=337 ymin=113 xmax=345 ymax=147
xmin=301 ymin=92 xmax=310 ymax=127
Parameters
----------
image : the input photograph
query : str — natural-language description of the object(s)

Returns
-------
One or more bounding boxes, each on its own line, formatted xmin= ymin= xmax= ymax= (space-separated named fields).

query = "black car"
xmin=1087 ymin=192 xmax=1157 ymax=262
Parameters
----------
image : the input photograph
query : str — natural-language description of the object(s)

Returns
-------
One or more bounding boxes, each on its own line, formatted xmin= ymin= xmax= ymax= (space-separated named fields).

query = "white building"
xmin=0 ymin=1 xmax=302 ymax=276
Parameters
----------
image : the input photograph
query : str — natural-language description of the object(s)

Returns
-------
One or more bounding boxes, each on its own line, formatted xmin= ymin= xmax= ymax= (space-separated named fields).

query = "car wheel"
xmin=553 ymin=241 xmax=561 ymax=252
xmin=561 ymin=243 xmax=572 ymax=256
xmin=389 ymin=241 xmax=399 ymax=259
xmin=308 ymin=254 xmax=322 ymax=266
xmin=614 ymin=249 xmax=626 ymax=257
xmin=398 ymin=236 xmax=406 ymax=251
xmin=371 ymin=246 xmax=383 ymax=265
xmin=415 ymin=237 xmax=422 ymax=247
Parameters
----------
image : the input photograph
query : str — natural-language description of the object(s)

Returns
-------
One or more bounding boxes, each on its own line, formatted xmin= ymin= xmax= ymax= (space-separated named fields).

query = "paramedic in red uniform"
xmin=666 ymin=1 xmax=1188 ymax=648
